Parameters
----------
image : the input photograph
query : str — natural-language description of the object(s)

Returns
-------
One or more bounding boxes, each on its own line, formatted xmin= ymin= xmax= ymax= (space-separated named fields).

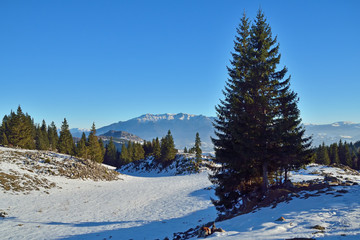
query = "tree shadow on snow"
xmin=45 ymin=220 xmax=140 ymax=227
xmin=57 ymin=207 xmax=217 ymax=240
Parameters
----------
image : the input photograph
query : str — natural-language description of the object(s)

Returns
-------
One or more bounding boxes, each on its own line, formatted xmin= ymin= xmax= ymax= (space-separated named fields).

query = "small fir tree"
xmin=104 ymin=137 xmax=117 ymax=167
xmin=87 ymin=123 xmax=103 ymax=163
xmin=194 ymin=132 xmax=202 ymax=163
xmin=160 ymin=130 xmax=177 ymax=162
xmin=58 ymin=118 xmax=75 ymax=155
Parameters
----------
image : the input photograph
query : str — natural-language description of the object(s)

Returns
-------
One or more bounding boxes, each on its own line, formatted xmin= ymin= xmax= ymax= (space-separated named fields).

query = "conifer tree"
xmin=76 ymin=132 xmax=88 ymax=159
xmin=87 ymin=123 xmax=103 ymax=163
xmin=127 ymin=141 xmax=134 ymax=162
xmin=119 ymin=143 xmax=130 ymax=165
xmin=160 ymin=130 xmax=177 ymax=162
xmin=58 ymin=118 xmax=75 ymax=155
xmin=153 ymin=137 xmax=161 ymax=160
xmin=133 ymin=142 xmax=145 ymax=161
xmin=211 ymin=10 xmax=310 ymax=212
xmin=98 ymin=138 xmax=105 ymax=160
xmin=1 ymin=132 xmax=8 ymax=145
xmin=316 ymin=143 xmax=330 ymax=165
xmin=48 ymin=121 xmax=58 ymax=151
xmin=104 ymin=137 xmax=117 ymax=167
xmin=7 ymin=106 xmax=35 ymax=149
xmin=194 ymin=132 xmax=202 ymax=163
xmin=36 ymin=120 xmax=49 ymax=150
xmin=143 ymin=141 xmax=154 ymax=157
xmin=329 ymin=143 xmax=340 ymax=164
xmin=184 ymin=147 xmax=188 ymax=153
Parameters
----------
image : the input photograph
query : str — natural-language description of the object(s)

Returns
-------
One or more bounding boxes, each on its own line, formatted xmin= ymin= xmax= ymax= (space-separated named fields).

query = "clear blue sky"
xmin=1 ymin=0 xmax=359 ymax=129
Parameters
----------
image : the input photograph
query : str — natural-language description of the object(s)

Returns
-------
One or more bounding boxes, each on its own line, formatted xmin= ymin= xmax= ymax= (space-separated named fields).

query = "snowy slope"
xmin=2 ymin=146 xmax=360 ymax=240
xmin=198 ymin=164 xmax=360 ymax=239
xmin=0 ymin=147 xmax=216 ymax=240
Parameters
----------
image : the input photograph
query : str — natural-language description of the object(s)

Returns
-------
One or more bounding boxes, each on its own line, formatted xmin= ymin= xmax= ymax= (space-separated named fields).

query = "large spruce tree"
xmin=211 ymin=10 xmax=310 ymax=212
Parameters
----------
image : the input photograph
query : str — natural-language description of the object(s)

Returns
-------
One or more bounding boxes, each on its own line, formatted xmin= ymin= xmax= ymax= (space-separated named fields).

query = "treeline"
xmin=314 ymin=141 xmax=360 ymax=170
xmin=104 ymin=130 xmax=177 ymax=168
xmin=0 ymin=106 xmax=202 ymax=168
xmin=0 ymin=106 xmax=105 ymax=163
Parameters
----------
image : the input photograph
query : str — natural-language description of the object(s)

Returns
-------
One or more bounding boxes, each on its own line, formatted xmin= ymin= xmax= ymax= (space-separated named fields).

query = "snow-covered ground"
xmin=0 ymin=147 xmax=216 ymax=240
xmin=201 ymin=164 xmax=360 ymax=239
xmin=2 ymin=146 xmax=360 ymax=240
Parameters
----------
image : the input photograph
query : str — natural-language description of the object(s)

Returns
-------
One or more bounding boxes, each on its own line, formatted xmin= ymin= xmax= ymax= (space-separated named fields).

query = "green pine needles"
xmin=211 ymin=10 xmax=312 ymax=213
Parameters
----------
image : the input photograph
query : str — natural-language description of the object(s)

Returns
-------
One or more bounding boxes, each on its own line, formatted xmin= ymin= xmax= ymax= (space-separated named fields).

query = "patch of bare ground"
xmin=0 ymin=147 xmax=120 ymax=193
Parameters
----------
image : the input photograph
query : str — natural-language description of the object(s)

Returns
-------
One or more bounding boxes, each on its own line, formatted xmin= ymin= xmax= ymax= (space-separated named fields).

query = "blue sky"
xmin=1 ymin=0 xmax=359 ymax=129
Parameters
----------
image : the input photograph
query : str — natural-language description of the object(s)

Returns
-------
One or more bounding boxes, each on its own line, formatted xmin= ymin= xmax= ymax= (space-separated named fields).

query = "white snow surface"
xmin=2 ymin=146 xmax=360 ymax=239
xmin=0 ymin=147 xmax=216 ymax=239
xmin=198 ymin=164 xmax=360 ymax=239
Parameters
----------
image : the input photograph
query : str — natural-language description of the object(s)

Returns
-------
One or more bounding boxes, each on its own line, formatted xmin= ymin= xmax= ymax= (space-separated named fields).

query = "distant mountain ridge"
xmin=70 ymin=114 xmax=360 ymax=151
xmin=304 ymin=121 xmax=360 ymax=146
xmin=96 ymin=113 xmax=216 ymax=152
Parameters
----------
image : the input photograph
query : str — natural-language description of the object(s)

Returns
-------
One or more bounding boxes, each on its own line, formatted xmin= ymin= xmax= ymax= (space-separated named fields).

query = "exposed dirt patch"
xmin=0 ymin=147 xmax=121 ymax=194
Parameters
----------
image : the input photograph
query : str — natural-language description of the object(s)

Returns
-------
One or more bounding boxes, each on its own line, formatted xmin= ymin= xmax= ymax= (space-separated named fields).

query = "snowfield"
xmin=0 ymin=146 xmax=216 ymax=240
xmin=1 ymin=146 xmax=360 ymax=239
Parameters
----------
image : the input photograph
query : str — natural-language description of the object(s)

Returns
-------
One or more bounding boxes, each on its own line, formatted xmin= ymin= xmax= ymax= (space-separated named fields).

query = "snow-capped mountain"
xmin=97 ymin=113 xmax=216 ymax=152
xmin=72 ymin=115 xmax=360 ymax=151
xmin=69 ymin=128 xmax=90 ymax=138
xmin=304 ymin=121 xmax=360 ymax=146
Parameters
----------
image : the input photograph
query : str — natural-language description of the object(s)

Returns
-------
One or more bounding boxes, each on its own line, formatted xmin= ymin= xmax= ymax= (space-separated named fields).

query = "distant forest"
xmin=0 ymin=106 xmax=202 ymax=168
xmin=314 ymin=141 xmax=360 ymax=170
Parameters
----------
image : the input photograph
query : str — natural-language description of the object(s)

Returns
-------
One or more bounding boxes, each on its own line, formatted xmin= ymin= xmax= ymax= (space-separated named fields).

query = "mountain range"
xmin=70 ymin=114 xmax=360 ymax=152
xmin=97 ymin=113 xmax=216 ymax=152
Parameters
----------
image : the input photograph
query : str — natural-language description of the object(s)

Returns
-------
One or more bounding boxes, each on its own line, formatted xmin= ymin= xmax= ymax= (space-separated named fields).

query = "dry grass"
xmin=0 ymin=148 xmax=120 ymax=194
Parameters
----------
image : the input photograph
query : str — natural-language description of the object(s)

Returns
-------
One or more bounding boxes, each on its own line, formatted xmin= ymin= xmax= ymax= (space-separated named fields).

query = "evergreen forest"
xmin=0 ymin=106 xmax=203 ymax=168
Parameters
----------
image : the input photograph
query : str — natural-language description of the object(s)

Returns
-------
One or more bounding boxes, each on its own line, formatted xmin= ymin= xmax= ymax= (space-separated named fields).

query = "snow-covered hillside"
xmin=0 ymin=147 xmax=216 ymax=240
xmin=197 ymin=164 xmax=360 ymax=239
xmin=2 ymin=146 xmax=360 ymax=240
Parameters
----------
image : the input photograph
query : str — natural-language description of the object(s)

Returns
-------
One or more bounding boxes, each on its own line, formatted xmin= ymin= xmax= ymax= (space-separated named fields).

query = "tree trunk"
xmin=284 ymin=168 xmax=288 ymax=184
xmin=262 ymin=162 xmax=269 ymax=192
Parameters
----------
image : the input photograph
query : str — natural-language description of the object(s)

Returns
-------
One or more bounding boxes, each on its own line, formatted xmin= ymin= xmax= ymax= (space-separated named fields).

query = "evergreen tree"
xmin=76 ymin=132 xmax=88 ymax=159
xmin=58 ymin=118 xmax=75 ymax=155
xmin=338 ymin=140 xmax=352 ymax=167
xmin=127 ymin=141 xmax=134 ymax=162
xmin=210 ymin=10 xmax=310 ymax=212
xmin=183 ymin=147 xmax=188 ymax=153
xmin=119 ymin=143 xmax=130 ymax=165
xmin=343 ymin=143 xmax=352 ymax=167
xmin=87 ymin=123 xmax=103 ymax=163
xmin=160 ymin=130 xmax=177 ymax=162
xmin=7 ymin=106 xmax=35 ymax=149
xmin=1 ymin=132 xmax=8 ymax=145
xmin=0 ymin=116 xmax=9 ymax=145
xmin=133 ymin=142 xmax=145 ymax=161
xmin=104 ymin=137 xmax=117 ymax=167
xmin=194 ymin=132 xmax=202 ymax=163
xmin=48 ymin=121 xmax=58 ymax=151
xmin=329 ymin=143 xmax=340 ymax=164
xmin=98 ymin=138 xmax=105 ymax=160
xmin=36 ymin=120 xmax=49 ymax=150
xmin=153 ymin=137 xmax=161 ymax=160
xmin=143 ymin=141 xmax=153 ymax=157
xmin=316 ymin=143 xmax=330 ymax=165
